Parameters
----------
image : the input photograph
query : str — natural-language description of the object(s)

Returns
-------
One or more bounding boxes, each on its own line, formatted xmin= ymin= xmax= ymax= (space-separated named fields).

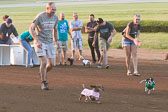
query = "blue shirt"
xmin=57 ymin=20 xmax=69 ymax=41
xmin=19 ymin=30 xmax=33 ymax=41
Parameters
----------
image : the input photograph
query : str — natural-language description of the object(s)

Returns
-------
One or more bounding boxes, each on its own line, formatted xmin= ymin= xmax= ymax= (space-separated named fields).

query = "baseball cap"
xmin=6 ymin=18 xmax=12 ymax=24
xmin=96 ymin=18 xmax=104 ymax=24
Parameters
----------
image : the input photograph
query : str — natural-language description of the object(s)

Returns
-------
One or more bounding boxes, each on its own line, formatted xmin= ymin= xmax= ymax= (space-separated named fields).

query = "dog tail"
xmin=82 ymin=84 xmax=85 ymax=89
xmin=139 ymin=80 xmax=146 ymax=84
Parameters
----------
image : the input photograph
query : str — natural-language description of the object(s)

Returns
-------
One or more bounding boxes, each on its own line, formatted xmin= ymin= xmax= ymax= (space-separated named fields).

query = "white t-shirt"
xmin=70 ymin=20 xmax=83 ymax=40
xmin=81 ymin=88 xmax=100 ymax=100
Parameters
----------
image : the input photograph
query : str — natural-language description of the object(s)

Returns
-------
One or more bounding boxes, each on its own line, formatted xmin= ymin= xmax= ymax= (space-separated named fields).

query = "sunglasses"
xmin=136 ymin=14 xmax=141 ymax=17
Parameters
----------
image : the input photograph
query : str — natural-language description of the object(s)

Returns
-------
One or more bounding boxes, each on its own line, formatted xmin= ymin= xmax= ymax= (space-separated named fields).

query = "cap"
xmin=6 ymin=18 xmax=12 ymax=24
xmin=96 ymin=18 xmax=104 ymax=24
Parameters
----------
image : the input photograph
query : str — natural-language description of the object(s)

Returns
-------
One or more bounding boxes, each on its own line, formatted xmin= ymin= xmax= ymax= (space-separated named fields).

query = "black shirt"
xmin=0 ymin=23 xmax=18 ymax=42
xmin=95 ymin=22 xmax=114 ymax=41
xmin=128 ymin=22 xmax=141 ymax=38
xmin=86 ymin=21 xmax=97 ymax=38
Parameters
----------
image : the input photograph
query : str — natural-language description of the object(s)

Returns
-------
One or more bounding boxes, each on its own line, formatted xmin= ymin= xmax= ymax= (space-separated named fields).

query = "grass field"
xmin=0 ymin=0 xmax=104 ymax=4
xmin=0 ymin=2 xmax=168 ymax=49
xmin=82 ymin=33 xmax=168 ymax=49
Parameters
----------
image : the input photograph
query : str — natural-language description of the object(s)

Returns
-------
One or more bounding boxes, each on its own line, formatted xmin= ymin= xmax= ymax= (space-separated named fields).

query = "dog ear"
xmin=150 ymin=77 xmax=154 ymax=81
xmin=90 ymin=85 xmax=96 ymax=88
xmin=146 ymin=78 xmax=150 ymax=82
xmin=98 ymin=84 xmax=104 ymax=91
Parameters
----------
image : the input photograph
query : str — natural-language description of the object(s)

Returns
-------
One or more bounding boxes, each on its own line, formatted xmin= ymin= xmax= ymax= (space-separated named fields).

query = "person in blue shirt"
xmin=19 ymin=30 xmax=36 ymax=68
xmin=57 ymin=12 xmax=71 ymax=65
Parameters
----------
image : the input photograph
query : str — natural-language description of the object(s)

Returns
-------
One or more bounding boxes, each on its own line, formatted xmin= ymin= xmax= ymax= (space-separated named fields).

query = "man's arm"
xmin=70 ymin=21 xmax=83 ymax=32
xmin=68 ymin=30 xmax=72 ymax=38
xmin=92 ymin=32 xmax=98 ymax=47
xmin=53 ymin=26 xmax=58 ymax=43
xmin=29 ymin=23 xmax=41 ymax=48
xmin=107 ymin=29 xmax=117 ymax=44
xmin=71 ymin=27 xmax=82 ymax=32
xmin=85 ymin=26 xmax=95 ymax=33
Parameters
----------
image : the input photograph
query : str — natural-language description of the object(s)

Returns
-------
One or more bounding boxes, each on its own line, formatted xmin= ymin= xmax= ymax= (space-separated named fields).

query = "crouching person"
xmin=19 ymin=30 xmax=36 ymax=68
xmin=92 ymin=18 xmax=116 ymax=69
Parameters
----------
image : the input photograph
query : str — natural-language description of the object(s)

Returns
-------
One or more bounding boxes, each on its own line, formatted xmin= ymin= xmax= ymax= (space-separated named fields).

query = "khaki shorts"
xmin=34 ymin=43 xmax=56 ymax=58
xmin=71 ymin=38 xmax=83 ymax=51
xmin=100 ymin=38 xmax=110 ymax=51
xmin=57 ymin=41 xmax=69 ymax=52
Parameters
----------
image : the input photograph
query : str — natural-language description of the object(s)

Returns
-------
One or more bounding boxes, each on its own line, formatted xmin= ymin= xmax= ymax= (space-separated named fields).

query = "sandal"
xmin=127 ymin=72 xmax=132 ymax=76
xmin=133 ymin=72 xmax=140 ymax=76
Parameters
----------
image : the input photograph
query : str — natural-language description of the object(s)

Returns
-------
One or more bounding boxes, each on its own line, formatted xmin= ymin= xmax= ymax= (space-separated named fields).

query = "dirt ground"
xmin=0 ymin=48 xmax=168 ymax=112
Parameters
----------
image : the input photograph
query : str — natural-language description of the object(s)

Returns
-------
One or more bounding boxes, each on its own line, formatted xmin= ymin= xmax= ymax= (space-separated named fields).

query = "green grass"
xmin=0 ymin=0 xmax=117 ymax=4
xmin=82 ymin=33 xmax=168 ymax=49
xmin=1 ymin=2 xmax=168 ymax=33
xmin=0 ymin=2 xmax=168 ymax=49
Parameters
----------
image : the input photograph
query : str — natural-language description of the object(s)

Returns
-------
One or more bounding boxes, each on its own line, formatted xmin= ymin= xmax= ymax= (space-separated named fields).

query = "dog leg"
xmin=148 ymin=90 xmax=151 ymax=95
xmin=145 ymin=87 xmax=148 ymax=92
xmin=96 ymin=100 xmax=101 ymax=104
xmin=79 ymin=94 xmax=84 ymax=101
xmin=85 ymin=96 xmax=89 ymax=102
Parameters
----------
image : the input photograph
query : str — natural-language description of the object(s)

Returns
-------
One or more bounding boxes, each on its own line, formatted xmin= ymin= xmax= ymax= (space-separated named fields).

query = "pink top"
xmin=81 ymin=88 xmax=100 ymax=100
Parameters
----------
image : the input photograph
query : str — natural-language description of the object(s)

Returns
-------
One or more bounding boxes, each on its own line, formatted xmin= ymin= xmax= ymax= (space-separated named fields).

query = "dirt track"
xmin=0 ymin=48 xmax=168 ymax=112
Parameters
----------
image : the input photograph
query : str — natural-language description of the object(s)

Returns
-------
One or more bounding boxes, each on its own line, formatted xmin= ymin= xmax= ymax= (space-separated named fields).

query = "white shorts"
xmin=57 ymin=41 xmax=69 ymax=52
xmin=71 ymin=38 xmax=83 ymax=51
xmin=34 ymin=43 xmax=56 ymax=58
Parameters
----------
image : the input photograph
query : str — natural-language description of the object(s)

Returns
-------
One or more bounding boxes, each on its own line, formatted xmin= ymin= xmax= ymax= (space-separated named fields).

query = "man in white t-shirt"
xmin=69 ymin=13 xmax=84 ymax=65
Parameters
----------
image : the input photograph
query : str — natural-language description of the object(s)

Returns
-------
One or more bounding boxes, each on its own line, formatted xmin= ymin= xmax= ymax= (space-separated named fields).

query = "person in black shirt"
xmin=85 ymin=14 xmax=100 ymax=63
xmin=122 ymin=15 xmax=141 ymax=76
xmin=0 ymin=18 xmax=18 ymax=45
xmin=93 ymin=18 xmax=117 ymax=69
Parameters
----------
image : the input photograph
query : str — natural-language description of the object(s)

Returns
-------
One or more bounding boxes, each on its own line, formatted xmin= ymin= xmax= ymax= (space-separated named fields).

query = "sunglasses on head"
xmin=136 ymin=14 xmax=141 ymax=17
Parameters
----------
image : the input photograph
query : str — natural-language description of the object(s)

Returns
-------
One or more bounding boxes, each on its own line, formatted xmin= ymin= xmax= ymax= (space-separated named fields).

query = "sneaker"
xmin=41 ymin=81 xmax=49 ymax=90
xmin=92 ymin=60 xmax=96 ymax=64
xmin=79 ymin=56 xmax=84 ymax=61
xmin=127 ymin=72 xmax=132 ymax=76
xmin=105 ymin=64 xmax=109 ymax=69
xmin=26 ymin=65 xmax=31 ymax=69
xmin=68 ymin=58 xmax=74 ymax=65
xmin=58 ymin=62 xmax=62 ymax=66
xmin=97 ymin=63 xmax=102 ymax=69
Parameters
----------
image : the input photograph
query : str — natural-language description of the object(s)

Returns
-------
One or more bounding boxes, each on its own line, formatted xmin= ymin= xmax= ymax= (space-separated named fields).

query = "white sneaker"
xmin=41 ymin=81 xmax=49 ymax=90
xmin=97 ymin=63 xmax=102 ymax=69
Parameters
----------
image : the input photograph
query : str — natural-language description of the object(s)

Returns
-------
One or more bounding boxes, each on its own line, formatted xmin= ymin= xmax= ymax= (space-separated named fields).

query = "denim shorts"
xmin=122 ymin=36 xmax=136 ymax=47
